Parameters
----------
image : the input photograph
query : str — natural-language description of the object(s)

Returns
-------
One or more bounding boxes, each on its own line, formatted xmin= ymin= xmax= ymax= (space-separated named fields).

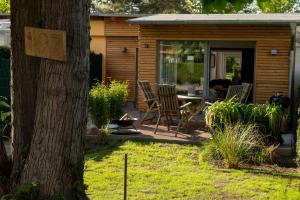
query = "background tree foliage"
xmin=0 ymin=0 xmax=9 ymax=13
xmin=91 ymin=0 xmax=300 ymax=14
xmin=257 ymin=0 xmax=300 ymax=13
xmin=91 ymin=0 xmax=190 ymax=14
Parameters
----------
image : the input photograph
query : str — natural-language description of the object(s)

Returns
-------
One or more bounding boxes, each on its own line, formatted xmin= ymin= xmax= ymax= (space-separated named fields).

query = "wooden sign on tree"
xmin=25 ymin=27 xmax=67 ymax=61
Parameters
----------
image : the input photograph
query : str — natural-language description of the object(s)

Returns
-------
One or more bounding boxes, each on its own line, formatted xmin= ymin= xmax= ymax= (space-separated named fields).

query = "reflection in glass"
xmin=158 ymin=41 xmax=205 ymax=95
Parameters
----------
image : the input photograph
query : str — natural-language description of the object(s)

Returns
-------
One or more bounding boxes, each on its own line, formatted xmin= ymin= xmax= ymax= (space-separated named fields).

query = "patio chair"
xmin=154 ymin=84 xmax=193 ymax=136
xmin=205 ymin=82 xmax=253 ymax=106
xmin=138 ymin=80 xmax=159 ymax=124
xmin=225 ymin=85 xmax=243 ymax=101
xmin=240 ymin=82 xmax=253 ymax=103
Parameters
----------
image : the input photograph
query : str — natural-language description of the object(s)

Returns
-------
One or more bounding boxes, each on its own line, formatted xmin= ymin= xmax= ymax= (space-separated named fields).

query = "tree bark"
xmin=0 ymin=137 xmax=10 ymax=195
xmin=0 ymin=137 xmax=10 ymax=175
xmin=19 ymin=0 xmax=90 ymax=198
xmin=10 ymin=0 xmax=41 ymax=183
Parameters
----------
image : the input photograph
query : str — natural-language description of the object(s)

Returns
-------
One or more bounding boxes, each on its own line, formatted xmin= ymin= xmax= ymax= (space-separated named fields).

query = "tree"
xmin=257 ymin=0 xmax=300 ymax=13
xmin=0 ymin=0 xmax=90 ymax=198
xmin=91 ymin=0 xmax=192 ymax=13
xmin=201 ymin=0 xmax=253 ymax=13
xmin=198 ymin=0 xmax=300 ymax=13
xmin=91 ymin=0 xmax=300 ymax=13
xmin=0 ymin=0 xmax=10 ymax=13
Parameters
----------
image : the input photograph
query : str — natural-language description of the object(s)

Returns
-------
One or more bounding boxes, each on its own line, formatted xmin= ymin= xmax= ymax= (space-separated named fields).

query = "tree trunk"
xmin=19 ymin=0 xmax=90 ymax=198
xmin=0 ymin=137 xmax=10 ymax=195
xmin=10 ymin=0 xmax=41 ymax=183
xmin=0 ymin=137 xmax=10 ymax=175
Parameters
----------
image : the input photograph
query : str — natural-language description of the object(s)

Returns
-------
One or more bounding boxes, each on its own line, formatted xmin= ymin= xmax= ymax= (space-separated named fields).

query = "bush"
xmin=203 ymin=123 xmax=268 ymax=168
xmin=89 ymin=83 xmax=110 ymax=128
xmin=89 ymin=81 xmax=128 ymax=128
xmin=0 ymin=46 xmax=10 ymax=59
xmin=205 ymin=99 xmax=283 ymax=140
xmin=108 ymin=81 xmax=128 ymax=119
xmin=0 ymin=96 xmax=11 ymax=138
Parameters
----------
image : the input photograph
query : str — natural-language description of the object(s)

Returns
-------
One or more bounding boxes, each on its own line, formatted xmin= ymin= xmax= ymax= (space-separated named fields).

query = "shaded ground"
xmin=109 ymin=104 xmax=210 ymax=143
xmin=84 ymin=139 xmax=300 ymax=200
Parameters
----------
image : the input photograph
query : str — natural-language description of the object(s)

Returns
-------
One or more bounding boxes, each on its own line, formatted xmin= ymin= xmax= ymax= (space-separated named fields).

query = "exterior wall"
xmin=106 ymin=37 xmax=138 ymax=101
xmin=90 ymin=20 xmax=106 ymax=80
xmin=105 ymin=19 xmax=139 ymax=36
xmin=104 ymin=18 xmax=139 ymax=101
xmin=89 ymin=18 xmax=139 ymax=101
xmin=138 ymin=24 xmax=291 ymax=110
xmin=90 ymin=20 xmax=105 ymax=36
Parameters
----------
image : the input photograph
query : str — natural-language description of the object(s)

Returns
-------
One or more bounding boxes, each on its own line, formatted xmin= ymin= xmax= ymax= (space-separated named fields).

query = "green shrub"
xmin=108 ymin=81 xmax=128 ymax=119
xmin=14 ymin=182 xmax=40 ymax=200
xmin=88 ymin=81 xmax=129 ymax=127
xmin=205 ymin=99 xmax=283 ymax=139
xmin=203 ymin=123 xmax=268 ymax=168
xmin=0 ymin=96 xmax=11 ymax=138
xmin=0 ymin=46 xmax=10 ymax=59
xmin=89 ymin=83 xmax=110 ymax=128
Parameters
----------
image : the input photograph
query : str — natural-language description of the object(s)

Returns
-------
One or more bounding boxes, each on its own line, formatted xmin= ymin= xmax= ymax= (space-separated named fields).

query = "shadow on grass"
xmin=242 ymin=168 xmax=300 ymax=180
xmin=217 ymin=167 xmax=300 ymax=181
xmin=85 ymin=137 xmax=203 ymax=163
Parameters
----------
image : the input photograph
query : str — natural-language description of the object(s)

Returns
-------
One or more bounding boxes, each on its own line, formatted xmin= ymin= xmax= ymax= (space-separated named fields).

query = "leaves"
xmin=91 ymin=0 xmax=300 ymax=13
xmin=257 ymin=0 xmax=299 ymax=13
xmin=205 ymin=99 xmax=283 ymax=138
xmin=0 ymin=96 xmax=11 ymax=137
xmin=0 ymin=0 xmax=10 ymax=13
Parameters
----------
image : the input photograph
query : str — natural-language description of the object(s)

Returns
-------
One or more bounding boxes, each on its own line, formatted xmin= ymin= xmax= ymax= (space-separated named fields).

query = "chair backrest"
xmin=157 ymin=84 xmax=179 ymax=114
xmin=225 ymin=85 xmax=243 ymax=101
xmin=138 ymin=80 xmax=156 ymax=107
xmin=240 ymin=82 xmax=253 ymax=103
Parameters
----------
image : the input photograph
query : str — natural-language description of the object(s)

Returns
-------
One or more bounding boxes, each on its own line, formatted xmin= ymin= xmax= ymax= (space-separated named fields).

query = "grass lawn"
xmin=84 ymin=139 xmax=300 ymax=200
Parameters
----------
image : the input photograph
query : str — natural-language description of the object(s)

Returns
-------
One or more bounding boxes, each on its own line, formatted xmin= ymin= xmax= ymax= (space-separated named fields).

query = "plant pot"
xmin=280 ymin=114 xmax=290 ymax=133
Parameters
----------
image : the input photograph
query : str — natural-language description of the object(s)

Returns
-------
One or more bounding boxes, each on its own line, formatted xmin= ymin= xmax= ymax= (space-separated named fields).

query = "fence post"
xmin=124 ymin=154 xmax=127 ymax=200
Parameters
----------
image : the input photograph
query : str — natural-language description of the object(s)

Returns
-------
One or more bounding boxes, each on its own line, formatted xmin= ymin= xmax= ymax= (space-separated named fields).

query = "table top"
xmin=177 ymin=94 xmax=204 ymax=100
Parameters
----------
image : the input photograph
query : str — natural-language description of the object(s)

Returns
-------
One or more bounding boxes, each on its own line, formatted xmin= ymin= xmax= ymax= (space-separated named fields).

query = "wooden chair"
xmin=154 ymin=84 xmax=193 ymax=136
xmin=225 ymin=85 xmax=243 ymax=101
xmin=138 ymin=80 xmax=158 ymax=124
xmin=205 ymin=82 xmax=253 ymax=107
xmin=240 ymin=82 xmax=253 ymax=103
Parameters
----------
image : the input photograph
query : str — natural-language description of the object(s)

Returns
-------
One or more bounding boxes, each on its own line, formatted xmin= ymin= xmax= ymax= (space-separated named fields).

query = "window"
xmin=158 ymin=41 xmax=205 ymax=95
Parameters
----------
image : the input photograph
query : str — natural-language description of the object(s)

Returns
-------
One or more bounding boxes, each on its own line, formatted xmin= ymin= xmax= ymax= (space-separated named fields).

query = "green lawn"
xmin=84 ymin=139 xmax=300 ymax=200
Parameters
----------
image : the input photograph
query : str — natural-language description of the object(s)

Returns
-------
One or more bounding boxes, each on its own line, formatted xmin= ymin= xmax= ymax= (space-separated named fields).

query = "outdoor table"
xmin=177 ymin=95 xmax=205 ymax=121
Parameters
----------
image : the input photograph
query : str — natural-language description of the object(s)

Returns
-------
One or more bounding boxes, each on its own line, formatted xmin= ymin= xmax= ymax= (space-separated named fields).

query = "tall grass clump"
xmin=204 ymin=123 xmax=268 ymax=168
xmin=108 ymin=81 xmax=129 ymax=119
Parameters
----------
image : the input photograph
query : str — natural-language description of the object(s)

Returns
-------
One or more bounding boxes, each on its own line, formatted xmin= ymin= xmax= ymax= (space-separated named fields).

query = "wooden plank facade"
xmin=138 ymin=24 xmax=291 ymax=110
xmin=106 ymin=36 xmax=138 ymax=100
xmin=104 ymin=19 xmax=139 ymax=101
xmin=90 ymin=17 xmax=139 ymax=101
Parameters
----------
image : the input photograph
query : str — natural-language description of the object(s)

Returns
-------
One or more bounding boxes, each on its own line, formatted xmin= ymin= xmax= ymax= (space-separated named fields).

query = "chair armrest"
xmin=144 ymin=98 xmax=157 ymax=102
xmin=179 ymin=102 xmax=192 ymax=109
xmin=205 ymin=101 xmax=213 ymax=106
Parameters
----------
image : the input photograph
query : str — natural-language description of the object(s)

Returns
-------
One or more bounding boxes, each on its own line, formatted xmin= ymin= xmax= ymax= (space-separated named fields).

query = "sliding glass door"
xmin=158 ymin=41 xmax=206 ymax=96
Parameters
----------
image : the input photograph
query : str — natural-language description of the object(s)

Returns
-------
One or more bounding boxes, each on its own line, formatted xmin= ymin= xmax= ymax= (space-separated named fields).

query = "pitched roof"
xmin=128 ymin=14 xmax=300 ymax=25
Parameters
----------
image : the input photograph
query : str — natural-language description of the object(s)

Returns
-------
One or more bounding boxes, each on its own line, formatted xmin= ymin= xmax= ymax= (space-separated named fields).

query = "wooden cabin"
xmin=91 ymin=14 xmax=300 ymax=111
xmin=90 ymin=14 xmax=141 ymax=102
